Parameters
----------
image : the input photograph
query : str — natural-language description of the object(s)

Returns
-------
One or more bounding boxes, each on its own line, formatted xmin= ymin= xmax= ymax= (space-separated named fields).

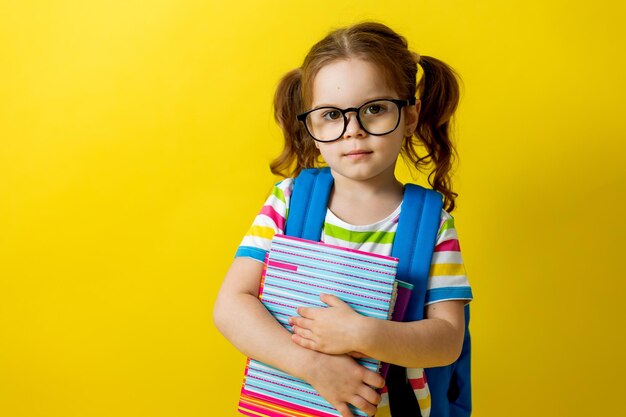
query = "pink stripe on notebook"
xmin=267 ymin=260 xmax=298 ymax=271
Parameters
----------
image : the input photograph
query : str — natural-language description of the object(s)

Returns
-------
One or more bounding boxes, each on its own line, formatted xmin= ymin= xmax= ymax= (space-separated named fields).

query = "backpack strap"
xmin=391 ymin=184 xmax=444 ymax=322
xmin=284 ymin=167 xmax=334 ymax=240
xmin=390 ymin=185 xmax=472 ymax=417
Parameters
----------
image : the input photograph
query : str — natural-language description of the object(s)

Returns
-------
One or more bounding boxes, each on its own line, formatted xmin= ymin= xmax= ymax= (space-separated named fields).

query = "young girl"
xmin=213 ymin=21 xmax=473 ymax=417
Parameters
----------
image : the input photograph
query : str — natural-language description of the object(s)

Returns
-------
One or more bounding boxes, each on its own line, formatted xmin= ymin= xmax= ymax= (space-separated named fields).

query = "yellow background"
xmin=1 ymin=1 xmax=625 ymax=416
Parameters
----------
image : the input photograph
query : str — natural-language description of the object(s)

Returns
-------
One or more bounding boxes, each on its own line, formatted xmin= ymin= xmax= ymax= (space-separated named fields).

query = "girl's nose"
xmin=343 ymin=113 xmax=366 ymax=139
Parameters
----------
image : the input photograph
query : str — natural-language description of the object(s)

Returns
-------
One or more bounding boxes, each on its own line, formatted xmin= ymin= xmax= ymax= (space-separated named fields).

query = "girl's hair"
xmin=271 ymin=21 xmax=461 ymax=212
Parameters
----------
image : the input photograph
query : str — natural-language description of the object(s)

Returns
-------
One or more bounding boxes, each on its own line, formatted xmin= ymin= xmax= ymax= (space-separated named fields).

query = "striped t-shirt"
xmin=234 ymin=177 xmax=473 ymax=416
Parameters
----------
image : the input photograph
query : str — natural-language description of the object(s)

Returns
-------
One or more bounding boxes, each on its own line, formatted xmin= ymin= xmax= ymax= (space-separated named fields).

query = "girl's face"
xmin=309 ymin=58 xmax=418 ymax=185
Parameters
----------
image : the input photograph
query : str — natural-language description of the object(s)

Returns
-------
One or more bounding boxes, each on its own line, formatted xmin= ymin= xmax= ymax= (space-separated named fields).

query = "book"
xmin=238 ymin=234 xmax=413 ymax=417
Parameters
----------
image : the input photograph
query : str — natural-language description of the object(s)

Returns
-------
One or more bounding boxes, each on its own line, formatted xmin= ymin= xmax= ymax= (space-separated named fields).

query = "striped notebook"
xmin=238 ymin=234 xmax=412 ymax=417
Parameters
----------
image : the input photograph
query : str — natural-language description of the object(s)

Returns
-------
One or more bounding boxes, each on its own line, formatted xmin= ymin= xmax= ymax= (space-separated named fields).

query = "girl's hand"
xmin=289 ymin=293 xmax=368 ymax=355
xmin=304 ymin=352 xmax=384 ymax=417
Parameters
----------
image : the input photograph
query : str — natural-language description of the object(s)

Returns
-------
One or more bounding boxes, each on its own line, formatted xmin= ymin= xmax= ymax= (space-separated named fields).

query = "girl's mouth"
xmin=344 ymin=150 xmax=373 ymax=159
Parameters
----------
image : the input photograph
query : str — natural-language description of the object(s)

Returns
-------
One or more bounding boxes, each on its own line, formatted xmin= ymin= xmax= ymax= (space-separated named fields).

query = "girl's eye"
xmin=323 ymin=110 xmax=342 ymax=120
xmin=365 ymin=104 xmax=384 ymax=115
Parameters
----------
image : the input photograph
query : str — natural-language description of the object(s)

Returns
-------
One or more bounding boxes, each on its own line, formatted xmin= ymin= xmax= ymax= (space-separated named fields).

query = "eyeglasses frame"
xmin=296 ymin=97 xmax=416 ymax=143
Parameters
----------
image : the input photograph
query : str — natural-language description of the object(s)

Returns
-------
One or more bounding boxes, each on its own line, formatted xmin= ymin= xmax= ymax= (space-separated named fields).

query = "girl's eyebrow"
xmin=312 ymin=95 xmax=396 ymax=109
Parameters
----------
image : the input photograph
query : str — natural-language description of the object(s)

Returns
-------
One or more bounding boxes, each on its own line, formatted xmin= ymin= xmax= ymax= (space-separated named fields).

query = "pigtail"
xmin=412 ymin=55 xmax=460 ymax=212
xmin=270 ymin=68 xmax=320 ymax=178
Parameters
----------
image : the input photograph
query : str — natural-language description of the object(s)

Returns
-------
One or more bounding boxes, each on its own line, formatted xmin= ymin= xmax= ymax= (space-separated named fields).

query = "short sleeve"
xmin=424 ymin=209 xmax=473 ymax=305
xmin=234 ymin=178 xmax=294 ymax=263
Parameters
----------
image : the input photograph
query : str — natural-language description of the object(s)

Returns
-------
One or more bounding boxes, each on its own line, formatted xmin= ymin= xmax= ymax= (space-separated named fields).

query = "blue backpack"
xmin=284 ymin=167 xmax=471 ymax=417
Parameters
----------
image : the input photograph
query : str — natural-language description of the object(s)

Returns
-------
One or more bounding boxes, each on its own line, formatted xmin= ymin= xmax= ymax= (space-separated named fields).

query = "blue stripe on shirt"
xmin=234 ymin=246 xmax=267 ymax=263
xmin=425 ymin=287 xmax=474 ymax=305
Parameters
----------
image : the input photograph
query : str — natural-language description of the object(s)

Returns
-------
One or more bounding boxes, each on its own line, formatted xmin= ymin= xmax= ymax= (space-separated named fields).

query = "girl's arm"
xmin=290 ymin=294 xmax=466 ymax=369
xmin=213 ymin=257 xmax=386 ymax=417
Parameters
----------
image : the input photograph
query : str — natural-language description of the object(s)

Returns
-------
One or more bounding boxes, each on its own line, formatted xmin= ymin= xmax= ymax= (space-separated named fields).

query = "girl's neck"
xmin=332 ymin=171 xmax=404 ymax=204
xmin=327 ymin=168 xmax=404 ymax=226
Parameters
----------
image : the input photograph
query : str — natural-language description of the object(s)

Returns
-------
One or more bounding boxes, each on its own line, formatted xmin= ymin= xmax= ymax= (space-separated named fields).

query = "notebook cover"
xmin=238 ymin=234 xmax=412 ymax=417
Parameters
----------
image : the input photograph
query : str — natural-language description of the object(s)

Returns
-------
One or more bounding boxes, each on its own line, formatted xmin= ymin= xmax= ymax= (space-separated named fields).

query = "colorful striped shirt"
xmin=235 ymin=177 xmax=473 ymax=416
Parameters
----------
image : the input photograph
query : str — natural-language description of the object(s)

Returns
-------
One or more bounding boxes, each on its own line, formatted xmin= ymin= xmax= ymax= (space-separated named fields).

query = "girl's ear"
xmin=405 ymin=99 xmax=421 ymax=134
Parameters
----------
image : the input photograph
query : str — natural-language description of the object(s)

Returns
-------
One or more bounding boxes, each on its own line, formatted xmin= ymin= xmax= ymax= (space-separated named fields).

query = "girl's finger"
xmin=291 ymin=333 xmax=317 ymax=350
xmin=320 ymin=293 xmax=345 ymax=307
xmin=335 ymin=402 xmax=354 ymax=417
xmin=349 ymin=394 xmax=377 ymax=417
xmin=362 ymin=369 xmax=386 ymax=390
xmin=297 ymin=306 xmax=318 ymax=319
xmin=292 ymin=325 xmax=314 ymax=340
xmin=358 ymin=384 xmax=382 ymax=407
xmin=288 ymin=316 xmax=314 ymax=329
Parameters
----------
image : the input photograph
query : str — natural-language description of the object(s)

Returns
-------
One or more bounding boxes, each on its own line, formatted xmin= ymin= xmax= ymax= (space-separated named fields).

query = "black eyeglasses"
xmin=296 ymin=97 xmax=416 ymax=142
